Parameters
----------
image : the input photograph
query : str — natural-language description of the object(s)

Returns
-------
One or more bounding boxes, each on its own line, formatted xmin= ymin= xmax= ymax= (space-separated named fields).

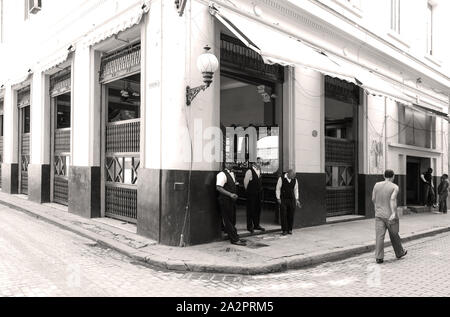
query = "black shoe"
xmin=376 ymin=259 xmax=384 ymax=264
xmin=231 ymin=240 xmax=246 ymax=246
xmin=254 ymin=226 xmax=266 ymax=232
xmin=247 ymin=229 xmax=254 ymax=234
xmin=281 ymin=231 xmax=288 ymax=236
xmin=397 ymin=250 xmax=407 ymax=259
xmin=288 ymin=231 xmax=293 ymax=235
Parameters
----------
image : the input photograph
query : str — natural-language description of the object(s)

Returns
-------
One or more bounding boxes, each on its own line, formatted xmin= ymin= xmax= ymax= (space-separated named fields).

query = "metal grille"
xmin=220 ymin=34 xmax=284 ymax=82
xmin=105 ymin=119 xmax=140 ymax=222
xmin=325 ymin=137 xmax=355 ymax=216
xmin=105 ymin=186 xmax=137 ymax=223
xmin=325 ymin=76 xmax=359 ymax=105
xmin=106 ymin=120 xmax=140 ymax=154
xmin=100 ymin=43 xmax=141 ymax=83
xmin=326 ymin=188 xmax=355 ymax=216
xmin=325 ymin=138 xmax=354 ymax=165
xmin=0 ymin=136 xmax=3 ymax=163
xmin=50 ymin=69 xmax=71 ymax=97
xmin=21 ymin=133 xmax=30 ymax=195
xmin=54 ymin=177 xmax=69 ymax=206
xmin=55 ymin=129 xmax=71 ymax=153
xmin=17 ymin=87 xmax=31 ymax=107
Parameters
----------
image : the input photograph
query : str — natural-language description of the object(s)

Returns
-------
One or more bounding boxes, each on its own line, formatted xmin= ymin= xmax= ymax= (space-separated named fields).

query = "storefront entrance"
xmin=406 ymin=156 xmax=431 ymax=205
xmin=220 ymin=33 xmax=284 ymax=233
xmin=50 ymin=68 xmax=72 ymax=206
xmin=324 ymin=76 xmax=359 ymax=217
xmin=17 ymin=86 xmax=31 ymax=196
xmin=100 ymin=43 xmax=141 ymax=224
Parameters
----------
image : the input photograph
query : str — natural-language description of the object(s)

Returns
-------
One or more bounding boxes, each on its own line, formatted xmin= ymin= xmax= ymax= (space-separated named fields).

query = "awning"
xmin=210 ymin=3 xmax=422 ymax=105
xmin=39 ymin=45 xmax=75 ymax=73
xmin=210 ymin=4 xmax=356 ymax=84
xmin=83 ymin=1 xmax=150 ymax=48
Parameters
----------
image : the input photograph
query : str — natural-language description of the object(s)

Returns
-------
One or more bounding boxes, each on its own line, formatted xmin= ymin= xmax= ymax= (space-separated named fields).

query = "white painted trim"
xmin=328 ymin=0 xmax=363 ymax=18
xmin=386 ymin=29 xmax=410 ymax=49
xmin=388 ymin=142 xmax=442 ymax=155
xmin=424 ymin=54 xmax=442 ymax=68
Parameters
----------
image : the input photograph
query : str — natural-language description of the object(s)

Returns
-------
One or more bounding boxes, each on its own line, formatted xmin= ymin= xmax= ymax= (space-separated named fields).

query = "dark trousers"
xmin=439 ymin=194 xmax=448 ymax=213
xmin=218 ymin=197 xmax=239 ymax=243
xmin=375 ymin=217 xmax=405 ymax=260
xmin=280 ymin=198 xmax=296 ymax=232
xmin=424 ymin=184 xmax=436 ymax=206
xmin=246 ymin=192 xmax=262 ymax=230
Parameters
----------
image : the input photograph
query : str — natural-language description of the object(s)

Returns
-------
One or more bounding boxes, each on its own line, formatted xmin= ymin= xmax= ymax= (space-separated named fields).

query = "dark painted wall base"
xmin=295 ymin=173 xmax=327 ymax=228
xmin=137 ymin=168 xmax=222 ymax=247
xmin=28 ymin=164 xmax=50 ymax=204
xmin=1 ymin=164 xmax=19 ymax=195
xmin=68 ymin=166 xmax=101 ymax=218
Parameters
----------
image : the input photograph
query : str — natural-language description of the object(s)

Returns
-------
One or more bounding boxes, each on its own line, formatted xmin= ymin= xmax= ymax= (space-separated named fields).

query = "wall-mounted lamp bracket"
xmin=186 ymin=84 xmax=208 ymax=106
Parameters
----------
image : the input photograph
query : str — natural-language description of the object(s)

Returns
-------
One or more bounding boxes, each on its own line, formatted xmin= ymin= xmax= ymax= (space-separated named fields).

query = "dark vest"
xmin=247 ymin=167 xmax=262 ymax=195
xmin=281 ymin=177 xmax=297 ymax=200
xmin=220 ymin=170 xmax=237 ymax=198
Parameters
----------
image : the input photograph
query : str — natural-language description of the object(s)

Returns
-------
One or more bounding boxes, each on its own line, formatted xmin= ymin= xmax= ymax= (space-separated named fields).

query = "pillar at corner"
xmin=68 ymin=46 xmax=101 ymax=218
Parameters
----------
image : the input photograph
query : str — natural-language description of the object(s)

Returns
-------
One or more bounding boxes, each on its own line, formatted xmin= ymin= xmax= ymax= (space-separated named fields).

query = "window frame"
xmin=390 ymin=0 xmax=401 ymax=34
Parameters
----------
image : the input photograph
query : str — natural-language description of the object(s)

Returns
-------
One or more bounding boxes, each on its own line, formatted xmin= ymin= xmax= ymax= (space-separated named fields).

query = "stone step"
xmin=408 ymin=206 xmax=438 ymax=214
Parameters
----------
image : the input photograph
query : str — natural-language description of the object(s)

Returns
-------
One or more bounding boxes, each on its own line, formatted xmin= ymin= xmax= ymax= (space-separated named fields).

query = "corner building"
xmin=0 ymin=0 xmax=449 ymax=246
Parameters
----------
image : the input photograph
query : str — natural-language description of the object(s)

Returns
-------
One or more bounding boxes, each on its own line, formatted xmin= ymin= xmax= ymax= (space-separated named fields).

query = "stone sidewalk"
xmin=1 ymin=191 xmax=450 ymax=275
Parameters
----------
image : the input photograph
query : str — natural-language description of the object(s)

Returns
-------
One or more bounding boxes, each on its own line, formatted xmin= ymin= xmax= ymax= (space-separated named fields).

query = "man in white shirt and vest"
xmin=216 ymin=162 xmax=246 ymax=246
xmin=372 ymin=169 xmax=407 ymax=264
xmin=276 ymin=169 xmax=302 ymax=235
xmin=244 ymin=158 xmax=265 ymax=233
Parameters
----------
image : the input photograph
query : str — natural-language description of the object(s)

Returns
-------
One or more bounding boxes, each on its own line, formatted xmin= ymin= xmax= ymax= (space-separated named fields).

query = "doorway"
xmin=17 ymin=86 xmax=31 ymax=196
xmin=406 ymin=156 xmax=430 ymax=206
xmin=220 ymin=33 xmax=284 ymax=233
xmin=100 ymin=43 xmax=141 ymax=224
xmin=50 ymin=68 xmax=72 ymax=206
xmin=324 ymin=76 xmax=360 ymax=217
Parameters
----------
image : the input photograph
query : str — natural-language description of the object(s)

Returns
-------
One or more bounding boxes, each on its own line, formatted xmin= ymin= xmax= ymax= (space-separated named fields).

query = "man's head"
xmin=224 ymin=162 xmax=234 ymax=171
xmin=384 ymin=169 xmax=395 ymax=182
xmin=253 ymin=157 xmax=262 ymax=169
xmin=428 ymin=168 xmax=433 ymax=174
xmin=442 ymin=174 xmax=448 ymax=180
xmin=287 ymin=169 xmax=296 ymax=180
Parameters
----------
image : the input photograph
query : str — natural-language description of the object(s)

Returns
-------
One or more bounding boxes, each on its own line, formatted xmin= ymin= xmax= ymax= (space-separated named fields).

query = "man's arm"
xmin=243 ymin=170 xmax=252 ymax=190
xmin=216 ymin=185 xmax=236 ymax=199
xmin=275 ymin=177 xmax=282 ymax=204
xmin=372 ymin=184 xmax=377 ymax=205
xmin=389 ymin=187 xmax=399 ymax=220
xmin=294 ymin=180 xmax=302 ymax=208
xmin=421 ymin=174 xmax=427 ymax=183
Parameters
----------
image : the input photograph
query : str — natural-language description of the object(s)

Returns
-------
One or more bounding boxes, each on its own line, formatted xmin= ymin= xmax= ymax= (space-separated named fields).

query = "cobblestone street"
xmin=1 ymin=205 xmax=450 ymax=297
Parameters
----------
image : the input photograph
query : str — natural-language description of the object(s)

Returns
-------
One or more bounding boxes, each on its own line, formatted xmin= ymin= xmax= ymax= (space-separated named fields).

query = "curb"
xmin=1 ymin=198 xmax=450 ymax=275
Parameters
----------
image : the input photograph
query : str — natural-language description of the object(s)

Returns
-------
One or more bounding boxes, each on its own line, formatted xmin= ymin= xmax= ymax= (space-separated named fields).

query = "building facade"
xmin=0 ymin=0 xmax=449 ymax=246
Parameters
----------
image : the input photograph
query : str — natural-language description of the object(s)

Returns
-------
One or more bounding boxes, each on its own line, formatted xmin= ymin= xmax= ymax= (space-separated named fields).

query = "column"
xmin=293 ymin=67 xmax=327 ymax=227
xmin=1 ymin=84 xmax=19 ymax=194
xmin=28 ymin=72 xmax=51 ymax=203
xmin=68 ymin=45 xmax=101 ymax=218
xmin=138 ymin=0 xmax=221 ymax=246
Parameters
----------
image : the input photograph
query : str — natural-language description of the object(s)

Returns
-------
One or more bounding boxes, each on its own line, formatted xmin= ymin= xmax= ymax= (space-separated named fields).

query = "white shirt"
xmin=276 ymin=174 xmax=299 ymax=200
xmin=244 ymin=166 xmax=261 ymax=190
xmin=216 ymin=169 xmax=236 ymax=187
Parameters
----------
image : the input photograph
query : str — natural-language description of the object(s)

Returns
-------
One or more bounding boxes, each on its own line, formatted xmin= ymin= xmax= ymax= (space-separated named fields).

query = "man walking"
xmin=437 ymin=174 xmax=449 ymax=214
xmin=244 ymin=158 xmax=265 ymax=233
xmin=276 ymin=169 xmax=302 ymax=235
xmin=372 ymin=169 xmax=407 ymax=264
xmin=421 ymin=168 xmax=437 ymax=208
xmin=216 ymin=163 xmax=246 ymax=246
